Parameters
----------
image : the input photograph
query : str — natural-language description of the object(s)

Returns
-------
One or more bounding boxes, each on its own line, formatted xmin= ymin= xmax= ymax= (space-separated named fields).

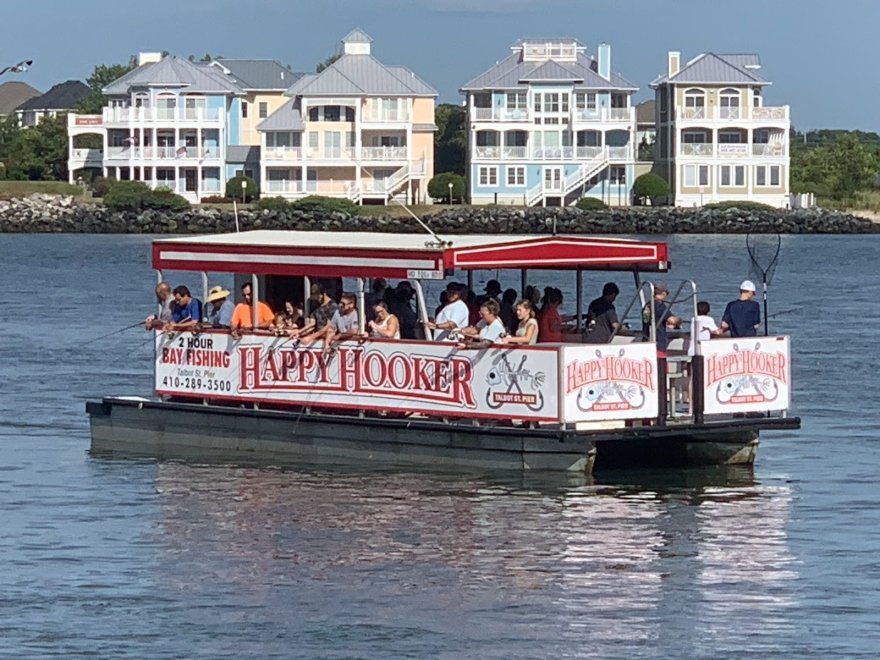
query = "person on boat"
xmin=270 ymin=300 xmax=304 ymax=335
xmin=368 ymin=301 xmax=400 ymax=339
xmin=145 ymin=282 xmax=174 ymax=330
xmin=169 ymin=285 xmax=203 ymax=329
xmin=433 ymin=290 xmax=448 ymax=318
xmin=585 ymin=282 xmax=621 ymax=344
xmin=641 ymin=283 xmax=679 ymax=358
xmin=427 ymin=283 xmax=469 ymax=341
xmin=689 ymin=300 xmax=722 ymax=356
xmin=524 ymin=285 xmax=541 ymax=309
xmin=537 ymin=288 xmax=564 ymax=343
xmin=301 ymin=292 xmax=358 ymax=351
xmin=719 ymin=280 xmax=761 ymax=337
xmin=500 ymin=288 xmax=518 ymax=333
xmin=387 ymin=286 xmax=419 ymax=340
xmin=203 ymin=286 xmax=234 ymax=328
xmin=365 ymin=278 xmax=387 ymax=323
xmin=460 ymin=299 xmax=507 ymax=346
xmin=477 ymin=279 xmax=502 ymax=307
xmin=230 ymin=282 xmax=274 ymax=332
xmin=502 ymin=299 xmax=539 ymax=345
xmin=290 ymin=282 xmax=337 ymax=340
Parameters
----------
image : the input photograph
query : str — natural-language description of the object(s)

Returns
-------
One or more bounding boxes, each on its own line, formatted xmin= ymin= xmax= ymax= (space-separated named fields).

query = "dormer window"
xmin=719 ymin=89 xmax=740 ymax=119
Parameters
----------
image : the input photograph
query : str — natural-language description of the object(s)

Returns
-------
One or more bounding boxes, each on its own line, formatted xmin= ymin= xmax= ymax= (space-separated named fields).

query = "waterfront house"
xmin=0 ymin=81 xmax=40 ymax=119
xmin=16 ymin=80 xmax=89 ymax=127
xmin=651 ymin=52 xmax=790 ymax=207
xmin=66 ymin=54 xmax=297 ymax=202
xmin=460 ymin=38 xmax=638 ymax=207
xmin=257 ymin=29 xmax=437 ymax=204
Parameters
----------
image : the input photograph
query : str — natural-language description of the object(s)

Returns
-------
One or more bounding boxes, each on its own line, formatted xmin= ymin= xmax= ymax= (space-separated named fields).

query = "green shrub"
xmin=225 ymin=175 xmax=259 ymax=202
xmin=632 ymin=172 xmax=670 ymax=204
xmin=427 ymin=172 xmax=466 ymax=202
xmin=575 ymin=197 xmax=609 ymax=210
xmin=702 ymin=200 xmax=775 ymax=211
xmin=90 ymin=176 xmax=115 ymax=197
xmin=290 ymin=195 xmax=359 ymax=215
xmin=200 ymin=195 xmax=234 ymax=204
xmin=104 ymin=180 xmax=189 ymax=211
xmin=256 ymin=196 xmax=294 ymax=212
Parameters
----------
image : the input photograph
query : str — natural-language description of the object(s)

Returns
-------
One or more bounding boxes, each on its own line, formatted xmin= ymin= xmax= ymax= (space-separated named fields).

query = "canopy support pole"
xmin=576 ymin=267 xmax=583 ymax=332
xmin=521 ymin=269 xmax=527 ymax=299
xmin=201 ymin=272 xmax=208 ymax=318
xmin=251 ymin=273 xmax=259 ymax=328
xmin=356 ymin=277 xmax=366 ymax=334
xmin=413 ymin=280 xmax=431 ymax=340
xmin=303 ymin=276 xmax=311 ymax=317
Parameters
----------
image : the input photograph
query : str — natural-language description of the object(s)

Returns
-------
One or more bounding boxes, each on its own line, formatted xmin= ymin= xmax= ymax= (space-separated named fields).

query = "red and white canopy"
xmin=153 ymin=231 xmax=669 ymax=279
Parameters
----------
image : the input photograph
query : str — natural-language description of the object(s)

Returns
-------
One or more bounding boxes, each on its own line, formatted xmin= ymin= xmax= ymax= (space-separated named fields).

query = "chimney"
xmin=667 ymin=51 xmax=680 ymax=78
xmin=597 ymin=43 xmax=611 ymax=79
xmin=138 ymin=52 xmax=163 ymax=66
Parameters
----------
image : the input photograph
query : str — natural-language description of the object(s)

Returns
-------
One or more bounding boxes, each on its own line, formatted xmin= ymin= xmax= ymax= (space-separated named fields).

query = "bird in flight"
xmin=0 ymin=60 xmax=33 ymax=76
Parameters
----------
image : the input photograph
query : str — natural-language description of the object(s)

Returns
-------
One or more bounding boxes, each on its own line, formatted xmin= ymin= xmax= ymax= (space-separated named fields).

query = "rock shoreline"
xmin=1 ymin=193 xmax=878 ymax=234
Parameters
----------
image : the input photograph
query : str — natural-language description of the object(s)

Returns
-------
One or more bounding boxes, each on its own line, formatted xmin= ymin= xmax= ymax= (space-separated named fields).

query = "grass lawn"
xmin=0 ymin=180 xmax=84 ymax=198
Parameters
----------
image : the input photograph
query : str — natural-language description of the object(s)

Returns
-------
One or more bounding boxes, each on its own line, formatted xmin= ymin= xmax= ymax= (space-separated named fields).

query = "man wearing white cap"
xmin=720 ymin=280 xmax=761 ymax=337
xmin=204 ymin=286 xmax=235 ymax=328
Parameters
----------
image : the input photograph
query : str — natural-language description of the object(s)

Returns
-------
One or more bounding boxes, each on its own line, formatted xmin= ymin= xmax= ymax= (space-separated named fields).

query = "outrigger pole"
xmin=746 ymin=233 xmax=781 ymax=336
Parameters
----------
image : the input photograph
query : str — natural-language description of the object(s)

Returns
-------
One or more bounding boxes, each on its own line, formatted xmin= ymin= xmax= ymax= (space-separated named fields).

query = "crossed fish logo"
xmin=715 ymin=342 xmax=780 ymax=404
xmin=485 ymin=353 xmax=546 ymax=410
xmin=576 ymin=348 xmax=648 ymax=412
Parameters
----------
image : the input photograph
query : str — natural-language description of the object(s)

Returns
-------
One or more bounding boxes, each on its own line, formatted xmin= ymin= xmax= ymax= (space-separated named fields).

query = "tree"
xmin=76 ymin=60 xmax=138 ymax=114
xmin=427 ymin=172 xmax=466 ymax=203
xmin=189 ymin=53 xmax=223 ymax=62
xmin=632 ymin=172 xmax=670 ymax=205
xmin=226 ymin=175 xmax=259 ymax=202
xmin=434 ymin=103 xmax=467 ymax=176
xmin=826 ymin=134 xmax=877 ymax=201
xmin=316 ymin=52 xmax=341 ymax=73
xmin=0 ymin=115 xmax=22 ymax=177
xmin=10 ymin=115 xmax=68 ymax=180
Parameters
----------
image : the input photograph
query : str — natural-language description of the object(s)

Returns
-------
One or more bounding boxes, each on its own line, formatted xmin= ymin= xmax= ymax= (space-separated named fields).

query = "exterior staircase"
xmin=525 ymin=147 xmax=610 ymax=207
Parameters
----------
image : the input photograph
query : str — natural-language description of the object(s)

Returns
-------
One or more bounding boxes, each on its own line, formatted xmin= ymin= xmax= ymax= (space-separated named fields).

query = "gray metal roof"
xmin=226 ymin=145 xmax=260 ymax=163
xmin=213 ymin=59 xmax=302 ymax=90
xmin=343 ymin=28 xmax=373 ymax=44
xmin=103 ymin=57 xmax=243 ymax=95
xmin=651 ymin=53 xmax=768 ymax=87
xmin=520 ymin=60 xmax=583 ymax=82
xmin=719 ymin=54 xmax=761 ymax=69
xmin=285 ymin=54 xmax=436 ymax=97
xmin=461 ymin=50 xmax=636 ymax=92
xmin=257 ymin=99 xmax=304 ymax=131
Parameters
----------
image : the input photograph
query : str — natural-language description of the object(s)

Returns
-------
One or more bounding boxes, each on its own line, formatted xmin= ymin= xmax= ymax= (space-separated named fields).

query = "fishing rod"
xmin=80 ymin=320 xmax=149 ymax=347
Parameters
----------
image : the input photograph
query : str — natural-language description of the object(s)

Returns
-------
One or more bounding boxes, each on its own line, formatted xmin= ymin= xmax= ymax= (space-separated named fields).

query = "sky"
xmin=2 ymin=0 xmax=878 ymax=131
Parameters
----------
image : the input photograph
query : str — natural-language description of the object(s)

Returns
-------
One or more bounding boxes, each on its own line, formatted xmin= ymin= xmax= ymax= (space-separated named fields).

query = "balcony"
xmin=265 ymin=180 xmax=304 ymax=194
xmin=678 ymin=105 xmax=790 ymax=123
xmin=105 ymin=145 xmax=223 ymax=161
xmin=304 ymin=147 xmax=356 ymax=161
xmin=263 ymin=146 xmax=303 ymax=161
xmin=472 ymin=144 xmax=632 ymax=161
xmin=103 ymin=106 xmax=223 ymax=125
xmin=678 ymin=142 xmax=788 ymax=158
xmin=572 ymin=107 xmax=635 ymax=123
xmin=360 ymin=146 xmax=408 ymax=161
xmin=69 ymin=148 xmax=103 ymax=166
xmin=361 ymin=111 xmax=410 ymax=124
xmin=471 ymin=107 xmax=531 ymax=122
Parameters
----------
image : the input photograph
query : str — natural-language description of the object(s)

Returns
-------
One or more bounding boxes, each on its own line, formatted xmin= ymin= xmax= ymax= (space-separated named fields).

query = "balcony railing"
xmin=362 ymin=111 xmax=410 ymax=123
xmin=471 ymin=107 xmax=530 ymax=122
xmin=265 ymin=180 xmax=303 ymax=194
xmin=304 ymin=148 xmax=356 ymax=160
xmin=678 ymin=142 xmax=789 ymax=157
xmin=472 ymin=144 xmax=632 ymax=161
xmin=263 ymin=146 xmax=303 ymax=160
xmin=607 ymin=146 xmax=631 ymax=159
xmin=70 ymin=148 xmax=103 ymax=163
xmin=361 ymin=146 xmax=408 ymax=160
xmin=678 ymin=105 xmax=790 ymax=122
xmin=105 ymin=145 xmax=222 ymax=160
xmin=103 ymin=106 xmax=223 ymax=124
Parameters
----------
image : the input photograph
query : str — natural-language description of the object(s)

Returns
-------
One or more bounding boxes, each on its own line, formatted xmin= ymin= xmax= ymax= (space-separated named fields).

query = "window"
xmin=308 ymin=132 xmax=319 ymax=150
xmin=756 ymin=166 xmax=766 ymax=186
xmin=259 ymin=102 xmax=268 ymax=119
xmin=770 ymin=165 xmax=780 ymax=186
xmin=719 ymin=88 xmax=740 ymax=118
xmin=506 ymin=92 xmax=527 ymax=111
xmin=610 ymin=166 xmax=626 ymax=185
xmin=533 ymin=92 xmax=542 ymax=113
xmin=753 ymin=129 xmax=770 ymax=144
xmin=345 ymin=107 xmax=355 ymax=122
xmin=575 ymin=92 xmax=597 ymax=111
xmin=241 ymin=101 xmax=248 ymax=118
xmin=719 ymin=131 xmax=743 ymax=144
xmin=682 ymin=131 xmax=708 ymax=143
xmin=684 ymin=89 xmax=705 ymax=118
xmin=684 ymin=164 xmax=709 ymax=187
xmin=543 ymin=93 xmax=560 ymax=113
xmin=755 ymin=165 xmax=780 ymax=186
xmin=235 ymin=169 xmax=254 ymax=179
xmin=324 ymin=105 xmax=341 ymax=122
xmin=308 ymin=107 xmax=319 ymax=121
xmin=507 ymin=166 xmax=525 ymax=186
xmin=478 ymin=166 xmax=498 ymax=186
xmin=610 ymin=93 xmax=627 ymax=109
xmin=753 ymin=89 xmax=762 ymax=108
xmin=720 ymin=165 xmax=745 ymax=187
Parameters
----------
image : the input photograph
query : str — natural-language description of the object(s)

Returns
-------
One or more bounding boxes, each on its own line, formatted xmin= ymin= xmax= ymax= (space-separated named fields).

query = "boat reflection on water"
xmin=144 ymin=460 xmax=796 ymax=654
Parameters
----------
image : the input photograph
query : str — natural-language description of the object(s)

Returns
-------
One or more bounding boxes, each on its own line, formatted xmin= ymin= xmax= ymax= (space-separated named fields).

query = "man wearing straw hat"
xmin=204 ymin=286 xmax=235 ymax=328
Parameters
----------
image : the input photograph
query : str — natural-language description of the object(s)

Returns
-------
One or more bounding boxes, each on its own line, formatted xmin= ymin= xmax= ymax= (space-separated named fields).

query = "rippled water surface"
xmin=0 ymin=234 xmax=878 ymax=657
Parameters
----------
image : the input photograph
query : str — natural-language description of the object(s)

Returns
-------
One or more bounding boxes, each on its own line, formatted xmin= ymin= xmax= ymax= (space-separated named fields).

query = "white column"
xmin=354 ymin=97 xmax=362 ymax=196
xmin=68 ymin=132 xmax=75 ymax=183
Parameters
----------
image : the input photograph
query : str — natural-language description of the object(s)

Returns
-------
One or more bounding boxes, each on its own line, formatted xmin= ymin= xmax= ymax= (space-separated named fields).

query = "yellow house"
xmin=258 ymin=29 xmax=437 ymax=204
xmin=652 ymin=52 xmax=790 ymax=208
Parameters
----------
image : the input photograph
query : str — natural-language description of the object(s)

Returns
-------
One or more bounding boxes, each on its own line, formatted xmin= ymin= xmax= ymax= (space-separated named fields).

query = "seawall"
xmin=1 ymin=194 xmax=878 ymax=234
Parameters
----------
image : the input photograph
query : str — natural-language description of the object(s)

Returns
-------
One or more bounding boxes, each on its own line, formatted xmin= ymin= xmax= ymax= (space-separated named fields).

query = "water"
xmin=0 ymin=233 xmax=878 ymax=657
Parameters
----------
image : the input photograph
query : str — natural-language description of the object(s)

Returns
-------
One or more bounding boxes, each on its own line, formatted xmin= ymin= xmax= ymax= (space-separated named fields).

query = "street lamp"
xmin=448 ymin=181 xmax=453 ymax=206
xmin=0 ymin=60 xmax=33 ymax=76
xmin=241 ymin=179 xmax=248 ymax=205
